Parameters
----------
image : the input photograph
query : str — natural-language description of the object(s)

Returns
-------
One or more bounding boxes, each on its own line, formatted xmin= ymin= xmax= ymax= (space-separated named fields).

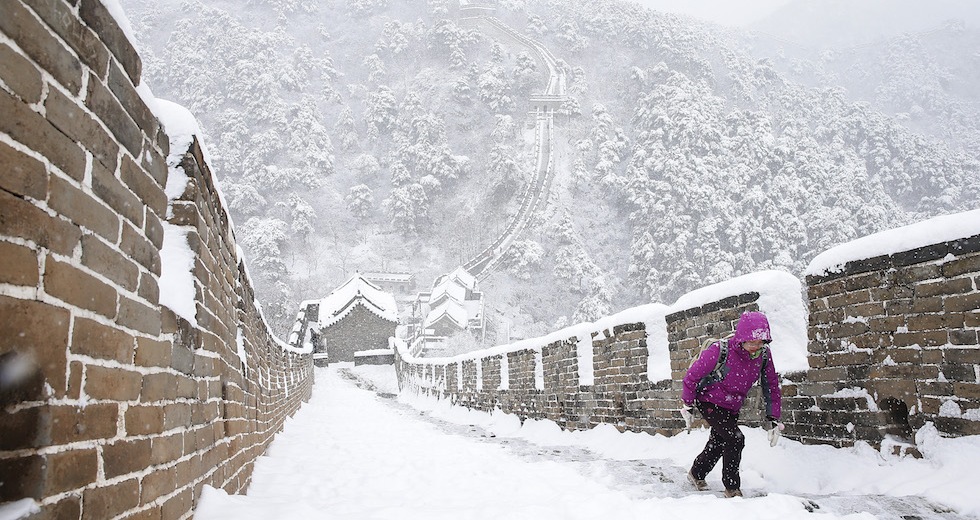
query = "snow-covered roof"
xmin=806 ymin=208 xmax=980 ymax=277
xmin=433 ymin=266 xmax=477 ymax=291
xmin=363 ymin=271 xmax=414 ymax=283
xmin=319 ymin=273 xmax=399 ymax=329
xmin=430 ymin=281 xmax=467 ymax=305
xmin=423 ymin=300 xmax=468 ymax=330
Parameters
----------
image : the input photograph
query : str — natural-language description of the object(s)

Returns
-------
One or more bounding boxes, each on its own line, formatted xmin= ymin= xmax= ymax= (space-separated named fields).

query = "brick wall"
xmin=316 ymin=305 xmax=397 ymax=363
xmin=396 ymin=231 xmax=980 ymax=450
xmin=0 ymin=1 xmax=313 ymax=517
xmin=783 ymin=233 xmax=980 ymax=449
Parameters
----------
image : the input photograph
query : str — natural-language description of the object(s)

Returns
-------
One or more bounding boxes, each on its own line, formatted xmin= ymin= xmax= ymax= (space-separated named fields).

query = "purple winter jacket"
xmin=681 ymin=311 xmax=782 ymax=418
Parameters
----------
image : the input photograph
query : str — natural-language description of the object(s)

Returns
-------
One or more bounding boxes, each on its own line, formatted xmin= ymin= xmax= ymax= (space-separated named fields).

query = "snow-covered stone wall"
xmin=0 ymin=2 xmax=312 ymax=517
xmin=396 ymin=213 xmax=980 ymax=449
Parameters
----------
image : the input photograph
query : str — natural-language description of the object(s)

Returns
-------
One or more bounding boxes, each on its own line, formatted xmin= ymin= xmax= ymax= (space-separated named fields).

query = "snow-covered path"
xmin=195 ymin=366 xmax=978 ymax=520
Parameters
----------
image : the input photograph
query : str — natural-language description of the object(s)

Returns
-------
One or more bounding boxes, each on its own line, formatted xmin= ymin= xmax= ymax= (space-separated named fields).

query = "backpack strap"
xmin=695 ymin=338 xmax=730 ymax=396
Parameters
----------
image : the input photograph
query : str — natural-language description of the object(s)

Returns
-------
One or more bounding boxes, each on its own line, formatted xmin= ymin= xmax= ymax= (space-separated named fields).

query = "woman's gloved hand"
xmin=765 ymin=416 xmax=785 ymax=447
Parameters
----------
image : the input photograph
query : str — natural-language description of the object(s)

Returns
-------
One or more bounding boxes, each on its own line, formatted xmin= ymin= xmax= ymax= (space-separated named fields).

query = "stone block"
xmin=45 ymin=448 xmax=98 ymax=494
xmin=23 ymin=0 xmax=111 ymax=77
xmin=121 ymin=221 xmax=161 ymax=275
xmin=103 ymin=438 xmax=151 ymax=479
xmin=121 ymin=155 xmax=167 ymax=219
xmin=81 ymin=235 xmax=139 ymax=294
xmin=78 ymin=0 xmax=141 ymax=83
xmin=0 ymin=89 xmax=86 ymax=181
xmin=85 ymin=72 xmax=142 ymax=156
xmin=949 ymin=329 xmax=978 ymax=346
xmin=0 ymin=454 xmax=43 ymax=501
xmin=82 ymin=477 xmax=139 ymax=520
xmin=0 ymin=139 xmax=47 ymax=200
xmin=44 ymin=255 xmax=117 ymax=318
xmin=0 ymin=295 xmax=71 ymax=399
xmin=107 ymin=60 xmax=159 ymax=141
xmin=141 ymin=372 xmax=178 ymax=402
xmin=0 ymin=42 xmax=43 ymax=103
xmin=117 ymin=295 xmax=162 ymax=335
xmin=0 ymin=0 xmax=82 ymax=93
xmin=125 ymin=405 xmax=165 ymax=436
xmin=135 ymin=336 xmax=172 ymax=368
xmin=44 ymin=85 xmax=119 ymax=172
xmin=48 ymin=174 xmax=120 ymax=242
xmin=150 ymin=433 xmax=183 ymax=465
xmin=911 ymin=296 xmax=943 ymax=313
xmin=0 ymin=190 xmax=82 ymax=258
xmin=92 ymin=160 xmax=143 ymax=227
xmin=914 ymin=277 xmax=973 ymax=298
xmin=942 ymin=254 xmax=980 ymax=278
xmin=50 ymin=403 xmax=117 ymax=443
xmin=892 ymin=331 xmax=947 ymax=348
xmin=140 ymin=466 xmax=176 ymax=505
xmin=70 ymin=316 xmax=133 ymax=363
xmin=945 ymin=292 xmax=980 ymax=313
xmin=84 ymin=364 xmax=142 ymax=401
xmin=0 ymin=240 xmax=39 ymax=286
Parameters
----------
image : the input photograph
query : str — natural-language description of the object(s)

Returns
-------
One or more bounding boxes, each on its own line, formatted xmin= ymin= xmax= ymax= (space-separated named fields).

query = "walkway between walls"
xmin=191 ymin=367 xmax=973 ymax=520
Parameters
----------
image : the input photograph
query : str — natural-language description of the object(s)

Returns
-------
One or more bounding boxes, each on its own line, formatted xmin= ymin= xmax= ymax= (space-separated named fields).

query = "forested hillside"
xmin=121 ymin=0 xmax=980 ymax=342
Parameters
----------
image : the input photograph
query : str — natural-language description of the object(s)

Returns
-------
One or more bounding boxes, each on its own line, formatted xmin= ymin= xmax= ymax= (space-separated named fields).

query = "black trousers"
xmin=691 ymin=401 xmax=745 ymax=491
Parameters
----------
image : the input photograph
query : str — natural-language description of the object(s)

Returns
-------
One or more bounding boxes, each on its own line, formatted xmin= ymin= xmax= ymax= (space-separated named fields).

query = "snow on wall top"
xmin=805 ymin=208 xmax=980 ymax=277
xmin=401 ymin=270 xmax=809 ymax=381
xmin=318 ymin=273 xmax=399 ymax=329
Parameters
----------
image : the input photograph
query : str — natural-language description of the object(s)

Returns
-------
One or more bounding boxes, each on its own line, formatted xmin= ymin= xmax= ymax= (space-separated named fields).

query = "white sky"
xmin=628 ymin=0 xmax=794 ymax=26
xmin=192 ymin=365 xmax=980 ymax=519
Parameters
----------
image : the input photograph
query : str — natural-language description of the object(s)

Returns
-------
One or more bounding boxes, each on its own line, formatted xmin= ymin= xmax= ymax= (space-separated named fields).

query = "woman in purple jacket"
xmin=681 ymin=311 xmax=782 ymax=498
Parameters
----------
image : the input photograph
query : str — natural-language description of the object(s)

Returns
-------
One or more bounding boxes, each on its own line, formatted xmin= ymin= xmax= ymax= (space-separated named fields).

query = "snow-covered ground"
xmin=194 ymin=365 xmax=980 ymax=520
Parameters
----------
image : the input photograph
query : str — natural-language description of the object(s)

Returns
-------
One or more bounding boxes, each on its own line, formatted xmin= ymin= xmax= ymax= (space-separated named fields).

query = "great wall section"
xmin=0 ymin=1 xmax=312 ymax=518
xmin=2 ymin=0 xmax=980 ymax=518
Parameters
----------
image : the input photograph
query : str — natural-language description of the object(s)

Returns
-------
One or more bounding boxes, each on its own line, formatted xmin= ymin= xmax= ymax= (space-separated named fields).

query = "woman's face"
xmin=742 ymin=340 xmax=766 ymax=353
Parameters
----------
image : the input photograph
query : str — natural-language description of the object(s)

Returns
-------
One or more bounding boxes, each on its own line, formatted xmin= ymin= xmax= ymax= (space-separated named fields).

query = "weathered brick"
xmin=952 ymin=383 xmax=980 ymax=400
xmin=125 ymin=405 xmax=164 ymax=436
xmin=0 ymin=89 xmax=86 ymax=181
xmin=911 ymin=296 xmax=943 ymax=313
xmin=0 ymin=240 xmax=39 ymax=286
xmin=93 ymin=159 xmax=143 ymax=227
xmin=0 ymin=406 xmax=46 ymax=450
xmin=138 ymin=270 xmax=161 ymax=305
xmin=45 ymin=448 xmax=98 ymax=494
xmin=908 ymin=313 xmax=964 ymax=332
xmin=946 ymin=292 xmax=980 ymax=313
xmin=135 ymin=336 xmax=171 ymax=368
xmin=78 ymin=0 xmax=140 ymax=83
xmin=50 ymin=403 xmax=117 ymax=443
xmin=0 ymin=454 xmax=43 ymax=501
xmin=949 ymin=329 xmax=978 ymax=346
xmin=945 ymin=348 xmax=980 ymax=364
xmin=0 ymin=139 xmax=47 ymax=200
xmin=117 ymin=296 xmax=161 ymax=336
xmin=85 ymin=72 xmax=142 ymax=157
xmin=141 ymin=372 xmax=178 ymax=402
xmin=107 ymin=60 xmax=159 ymax=142
xmin=892 ymin=331 xmax=947 ymax=348
xmin=942 ymin=253 xmax=980 ymax=278
xmin=121 ymin=155 xmax=167 ymax=219
xmin=0 ymin=0 xmax=82 ymax=93
xmin=143 ymin=139 xmax=168 ymax=187
xmin=915 ymin=278 xmax=974 ymax=298
xmin=70 ymin=316 xmax=133 ymax=362
xmin=160 ymin=488 xmax=191 ymax=520
xmin=37 ymin=495 xmax=81 ymax=519
xmin=140 ymin=466 xmax=176 ymax=505
xmin=44 ymin=85 xmax=119 ymax=172
xmin=120 ymin=220 xmax=160 ymax=275
xmin=82 ymin=477 xmax=139 ymax=520
xmin=81 ymin=233 xmax=139 ymax=292
xmin=48 ymin=174 xmax=120 ymax=242
xmin=0 ymin=295 xmax=70 ymax=398
xmin=0 ymin=190 xmax=81 ymax=257
xmin=44 ymin=255 xmax=117 ymax=318
xmin=145 ymin=207 xmax=165 ymax=250
xmin=85 ymin=364 xmax=142 ymax=401
xmin=23 ymin=0 xmax=110 ymax=77
xmin=150 ymin=432 xmax=182 ymax=465
xmin=0 ymin=42 xmax=43 ymax=103
xmin=103 ymin=438 xmax=151 ymax=478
